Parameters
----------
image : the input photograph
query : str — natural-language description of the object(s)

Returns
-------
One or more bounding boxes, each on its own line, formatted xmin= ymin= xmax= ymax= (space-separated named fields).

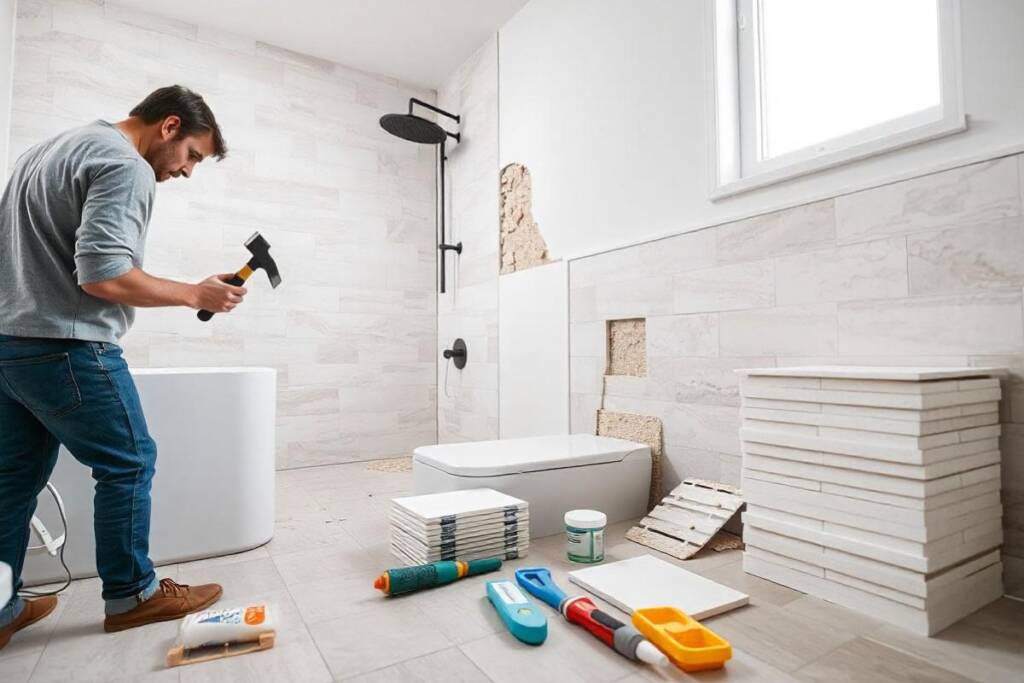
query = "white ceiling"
xmin=113 ymin=0 xmax=529 ymax=89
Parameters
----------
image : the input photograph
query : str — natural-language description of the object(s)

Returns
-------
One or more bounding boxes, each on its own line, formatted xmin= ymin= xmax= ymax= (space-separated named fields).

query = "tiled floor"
xmin=2 ymin=459 xmax=1023 ymax=682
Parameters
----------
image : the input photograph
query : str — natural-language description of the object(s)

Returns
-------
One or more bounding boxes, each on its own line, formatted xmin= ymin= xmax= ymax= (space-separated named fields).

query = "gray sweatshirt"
xmin=0 ymin=120 xmax=155 ymax=343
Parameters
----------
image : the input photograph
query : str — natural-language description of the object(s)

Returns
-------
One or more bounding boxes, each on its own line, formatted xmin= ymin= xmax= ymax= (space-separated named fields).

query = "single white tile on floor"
xmin=0 ymin=651 xmax=40 ymax=683
xmin=794 ymin=637 xmax=974 ymax=683
xmin=459 ymin=623 xmax=635 ymax=683
xmin=308 ymin=602 xmax=451 ymax=679
xmin=289 ymin=572 xmax=383 ymax=626
xmin=269 ymin=533 xmax=378 ymax=586
xmin=864 ymin=599 xmax=1024 ymax=683
xmin=177 ymin=558 xmax=286 ymax=601
xmin=343 ymin=645 xmax=490 ymax=682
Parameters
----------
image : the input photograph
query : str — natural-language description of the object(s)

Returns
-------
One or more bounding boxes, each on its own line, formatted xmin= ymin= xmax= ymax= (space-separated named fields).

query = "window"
xmin=707 ymin=0 xmax=965 ymax=199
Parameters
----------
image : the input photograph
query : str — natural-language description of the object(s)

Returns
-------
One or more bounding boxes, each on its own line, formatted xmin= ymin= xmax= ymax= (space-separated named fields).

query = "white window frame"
xmin=706 ymin=0 xmax=966 ymax=200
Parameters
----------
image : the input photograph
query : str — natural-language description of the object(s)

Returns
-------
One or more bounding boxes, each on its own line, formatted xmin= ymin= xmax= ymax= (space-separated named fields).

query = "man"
xmin=0 ymin=85 xmax=248 ymax=649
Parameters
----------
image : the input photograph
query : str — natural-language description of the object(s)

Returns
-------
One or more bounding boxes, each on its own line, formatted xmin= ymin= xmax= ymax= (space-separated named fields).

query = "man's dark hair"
xmin=130 ymin=85 xmax=227 ymax=160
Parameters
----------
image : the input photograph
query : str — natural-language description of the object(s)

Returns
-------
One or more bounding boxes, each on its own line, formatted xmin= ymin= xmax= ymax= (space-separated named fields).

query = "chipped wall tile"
xmin=499 ymin=162 xmax=551 ymax=274
xmin=607 ymin=318 xmax=647 ymax=376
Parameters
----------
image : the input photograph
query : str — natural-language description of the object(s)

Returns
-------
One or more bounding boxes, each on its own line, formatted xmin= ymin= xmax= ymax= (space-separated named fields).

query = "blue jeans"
xmin=0 ymin=335 xmax=158 ymax=626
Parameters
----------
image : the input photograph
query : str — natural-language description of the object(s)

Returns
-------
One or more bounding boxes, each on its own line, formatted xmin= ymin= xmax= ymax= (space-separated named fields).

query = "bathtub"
xmin=414 ymin=434 xmax=652 ymax=538
xmin=23 ymin=367 xmax=276 ymax=585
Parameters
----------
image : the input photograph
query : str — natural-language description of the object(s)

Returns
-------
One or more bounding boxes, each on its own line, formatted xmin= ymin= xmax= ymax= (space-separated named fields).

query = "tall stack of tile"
xmin=737 ymin=366 xmax=1005 ymax=636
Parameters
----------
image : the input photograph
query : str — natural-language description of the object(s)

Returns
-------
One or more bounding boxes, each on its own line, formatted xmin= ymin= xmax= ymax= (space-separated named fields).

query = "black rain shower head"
xmin=380 ymin=98 xmax=463 ymax=294
xmin=379 ymin=113 xmax=447 ymax=144
xmin=379 ymin=98 xmax=461 ymax=145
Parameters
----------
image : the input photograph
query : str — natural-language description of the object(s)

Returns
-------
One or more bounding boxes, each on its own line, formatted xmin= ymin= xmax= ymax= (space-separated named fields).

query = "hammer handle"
xmin=197 ymin=271 xmax=248 ymax=321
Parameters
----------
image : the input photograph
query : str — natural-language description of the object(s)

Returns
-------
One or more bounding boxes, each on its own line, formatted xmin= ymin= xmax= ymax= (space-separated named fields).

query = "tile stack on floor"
xmin=389 ymin=488 xmax=530 ymax=565
xmin=737 ymin=366 xmax=1005 ymax=636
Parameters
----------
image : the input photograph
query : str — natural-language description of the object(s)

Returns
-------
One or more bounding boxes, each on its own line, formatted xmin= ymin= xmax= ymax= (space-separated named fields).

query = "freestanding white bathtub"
xmin=413 ymin=434 xmax=652 ymax=538
xmin=23 ymin=367 xmax=276 ymax=585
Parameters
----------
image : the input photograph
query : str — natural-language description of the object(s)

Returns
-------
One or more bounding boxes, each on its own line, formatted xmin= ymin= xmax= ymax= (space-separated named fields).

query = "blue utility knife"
xmin=486 ymin=579 xmax=547 ymax=645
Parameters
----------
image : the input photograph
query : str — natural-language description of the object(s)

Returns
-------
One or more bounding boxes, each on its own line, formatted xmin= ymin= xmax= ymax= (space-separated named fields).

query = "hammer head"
xmin=244 ymin=232 xmax=282 ymax=288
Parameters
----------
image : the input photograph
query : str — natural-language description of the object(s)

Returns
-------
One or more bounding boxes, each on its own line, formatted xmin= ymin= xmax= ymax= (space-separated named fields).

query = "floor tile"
xmin=343 ymin=646 xmax=489 ymax=682
xmin=702 ymin=602 xmax=854 ymax=673
xmin=700 ymin=558 xmax=804 ymax=607
xmin=794 ymin=637 xmax=974 ymax=682
xmin=177 ymin=558 xmax=286 ymax=600
xmin=308 ymin=602 xmax=452 ymax=679
xmin=865 ymin=597 xmax=1024 ymax=683
xmin=270 ymin=532 xmax=379 ymax=586
xmin=0 ymin=585 xmax=73 ymax=663
xmin=0 ymin=651 xmax=40 ymax=683
xmin=288 ymin=572 xmax=383 ymax=626
xmin=782 ymin=595 xmax=886 ymax=637
xmin=633 ymin=647 xmax=798 ymax=682
xmin=459 ymin=620 xmax=636 ymax=683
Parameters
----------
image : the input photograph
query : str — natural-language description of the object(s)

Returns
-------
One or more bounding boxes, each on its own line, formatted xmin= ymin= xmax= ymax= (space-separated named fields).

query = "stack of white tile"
xmin=389 ymin=488 xmax=529 ymax=565
xmin=737 ymin=366 xmax=1005 ymax=636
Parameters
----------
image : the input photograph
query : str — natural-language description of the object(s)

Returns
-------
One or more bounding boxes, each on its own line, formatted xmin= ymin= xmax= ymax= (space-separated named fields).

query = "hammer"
xmin=197 ymin=232 xmax=282 ymax=321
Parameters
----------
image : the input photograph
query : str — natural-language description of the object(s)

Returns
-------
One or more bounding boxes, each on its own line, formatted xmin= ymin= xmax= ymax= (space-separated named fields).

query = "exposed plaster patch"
xmin=597 ymin=409 xmax=663 ymax=508
xmin=607 ymin=319 xmax=647 ymax=376
xmin=500 ymin=163 xmax=551 ymax=274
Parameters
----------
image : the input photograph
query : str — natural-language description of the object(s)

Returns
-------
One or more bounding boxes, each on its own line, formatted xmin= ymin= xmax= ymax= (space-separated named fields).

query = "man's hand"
xmin=80 ymin=267 xmax=247 ymax=311
xmin=192 ymin=274 xmax=248 ymax=313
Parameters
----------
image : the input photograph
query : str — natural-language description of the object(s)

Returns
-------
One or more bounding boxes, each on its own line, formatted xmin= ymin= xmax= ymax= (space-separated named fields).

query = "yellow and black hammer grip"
xmin=197 ymin=265 xmax=253 ymax=321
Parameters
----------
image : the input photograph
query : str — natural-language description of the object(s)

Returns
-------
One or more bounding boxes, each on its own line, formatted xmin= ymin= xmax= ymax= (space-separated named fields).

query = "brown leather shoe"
xmin=0 ymin=596 xmax=58 ymax=650
xmin=103 ymin=578 xmax=222 ymax=633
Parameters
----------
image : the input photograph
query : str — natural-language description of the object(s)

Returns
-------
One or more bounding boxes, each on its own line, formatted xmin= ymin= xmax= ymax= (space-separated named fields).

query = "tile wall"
xmin=569 ymin=155 xmax=1024 ymax=595
xmin=435 ymin=36 xmax=500 ymax=442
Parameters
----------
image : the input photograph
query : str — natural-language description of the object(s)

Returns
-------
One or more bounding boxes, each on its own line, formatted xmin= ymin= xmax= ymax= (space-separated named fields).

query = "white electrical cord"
xmin=20 ymin=482 xmax=72 ymax=597
xmin=28 ymin=483 xmax=66 ymax=555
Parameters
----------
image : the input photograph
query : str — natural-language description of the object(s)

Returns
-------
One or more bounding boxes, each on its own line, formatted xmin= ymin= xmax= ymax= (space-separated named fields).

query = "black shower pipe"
xmin=416 ymin=98 xmax=466 ymax=294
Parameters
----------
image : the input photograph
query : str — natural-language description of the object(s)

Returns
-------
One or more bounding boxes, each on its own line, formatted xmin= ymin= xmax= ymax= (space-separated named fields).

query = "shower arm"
xmin=409 ymin=98 xmax=462 ymax=142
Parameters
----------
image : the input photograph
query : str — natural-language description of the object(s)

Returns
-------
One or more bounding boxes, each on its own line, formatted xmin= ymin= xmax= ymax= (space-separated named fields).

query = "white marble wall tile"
xmin=103 ymin=3 xmax=197 ymax=39
xmin=673 ymin=259 xmax=774 ymax=313
xmin=908 ymin=217 xmax=1024 ymax=294
xmin=717 ymin=199 xmax=836 ymax=264
xmin=646 ymin=313 xmax=719 ymax=358
xmin=838 ymin=291 xmax=1024 ymax=356
xmin=568 ymin=245 xmax=643 ymax=289
xmin=637 ymin=227 xmax=718 ymax=274
xmin=775 ymin=237 xmax=909 ymax=305
xmin=647 ymin=356 xmax=775 ymax=406
xmin=719 ymin=304 xmax=838 ymax=356
xmin=835 ymin=157 xmax=1022 ymax=243
xmin=662 ymin=445 xmax=728 ymax=486
xmin=595 ymin=274 xmax=673 ymax=318
xmin=569 ymin=321 xmax=608 ymax=365
xmin=569 ymin=286 xmax=598 ymax=323
xmin=570 ymin=356 xmax=605 ymax=395
xmin=570 ymin=392 xmax=602 ymax=434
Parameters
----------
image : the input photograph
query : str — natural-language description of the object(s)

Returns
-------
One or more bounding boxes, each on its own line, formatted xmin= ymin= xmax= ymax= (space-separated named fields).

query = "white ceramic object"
xmin=413 ymin=434 xmax=651 ymax=538
xmin=22 ymin=367 xmax=276 ymax=585
xmin=567 ymin=554 xmax=749 ymax=619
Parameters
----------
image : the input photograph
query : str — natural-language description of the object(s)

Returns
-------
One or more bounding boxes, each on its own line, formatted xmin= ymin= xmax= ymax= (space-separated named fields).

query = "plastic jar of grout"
xmin=565 ymin=509 xmax=606 ymax=563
